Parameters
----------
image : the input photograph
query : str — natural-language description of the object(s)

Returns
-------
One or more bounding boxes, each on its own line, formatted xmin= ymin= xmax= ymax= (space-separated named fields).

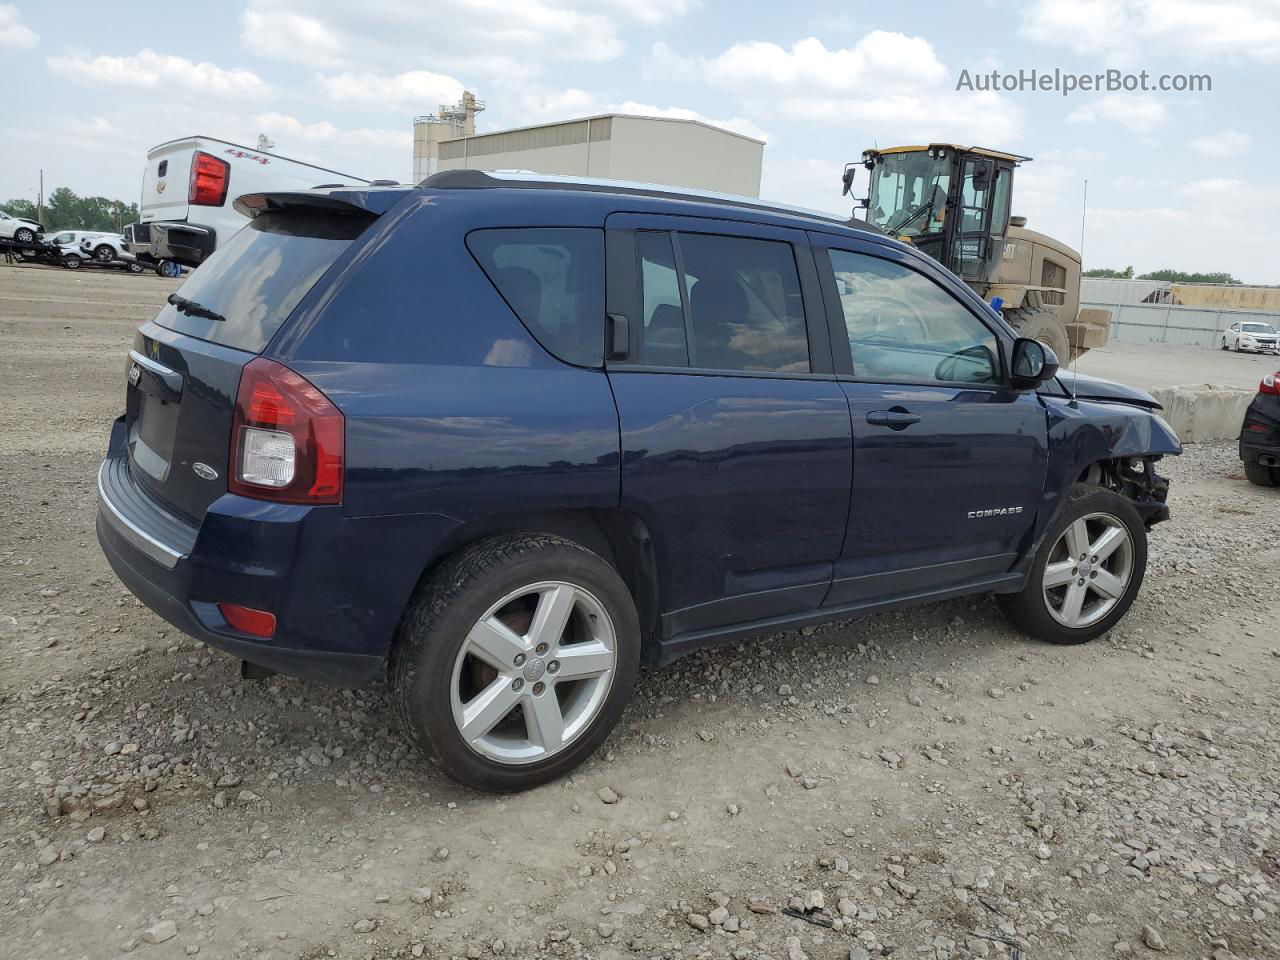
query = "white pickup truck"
xmin=125 ymin=136 xmax=370 ymax=273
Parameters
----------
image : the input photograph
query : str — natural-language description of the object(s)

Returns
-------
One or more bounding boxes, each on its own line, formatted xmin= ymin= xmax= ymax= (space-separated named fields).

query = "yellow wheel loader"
xmin=844 ymin=144 xmax=1109 ymax=361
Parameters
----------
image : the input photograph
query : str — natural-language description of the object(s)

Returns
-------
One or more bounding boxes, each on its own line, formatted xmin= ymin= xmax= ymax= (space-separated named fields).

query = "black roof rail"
xmin=417 ymin=170 xmax=881 ymax=233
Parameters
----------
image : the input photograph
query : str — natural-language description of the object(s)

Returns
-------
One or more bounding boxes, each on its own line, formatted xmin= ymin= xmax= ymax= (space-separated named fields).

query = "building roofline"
xmin=440 ymin=113 xmax=765 ymax=147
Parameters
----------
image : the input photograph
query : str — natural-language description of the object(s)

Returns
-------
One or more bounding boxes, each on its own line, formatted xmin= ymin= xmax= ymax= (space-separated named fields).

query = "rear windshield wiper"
xmin=166 ymin=293 xmax=225 ymax=323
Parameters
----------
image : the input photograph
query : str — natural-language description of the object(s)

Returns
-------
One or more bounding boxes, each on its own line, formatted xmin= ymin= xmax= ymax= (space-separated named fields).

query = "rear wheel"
xmin=14 ymin=227 xmax=34 ymax=243
xmin=1005 ymin=304 xmax=1071 ymax=363
xmin=1244 ymin=461 xmax=1279 ymax=487
xmin=391 ymin=535 xmax=640 ymax=792
xmin=998 ymin=484 xmax=1147 ymax=644
xmin=93 ymin=244 xmax=114 ymax=262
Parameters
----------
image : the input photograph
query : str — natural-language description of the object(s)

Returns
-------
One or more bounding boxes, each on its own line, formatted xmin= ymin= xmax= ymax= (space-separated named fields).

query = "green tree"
xmin=0 ymin=198 xmax=39 ymax=221
xmin=1083 ymin=265 xmax=1134 ymax=279
xmin=2 ymin=188 xmax=139 ymax=232
xmin=1136 ymin=268 xmax=1241 ymax=285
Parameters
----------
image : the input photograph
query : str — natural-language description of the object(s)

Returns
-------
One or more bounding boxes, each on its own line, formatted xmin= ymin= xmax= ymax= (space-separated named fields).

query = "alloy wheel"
xmin=449 ymin=581 xmax=617 ymax=765
xmin=1042 ymin=512 xmax=1134 ymax=628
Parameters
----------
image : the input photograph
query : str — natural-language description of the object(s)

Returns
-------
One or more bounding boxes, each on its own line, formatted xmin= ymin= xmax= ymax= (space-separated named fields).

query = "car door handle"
xmin=865 ymin=409 xmax=921 ymax=430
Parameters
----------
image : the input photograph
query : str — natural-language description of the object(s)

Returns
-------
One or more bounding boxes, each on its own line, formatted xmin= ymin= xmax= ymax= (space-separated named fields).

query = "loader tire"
xmin=1005 ymin=304 xmax=1072 ymax=364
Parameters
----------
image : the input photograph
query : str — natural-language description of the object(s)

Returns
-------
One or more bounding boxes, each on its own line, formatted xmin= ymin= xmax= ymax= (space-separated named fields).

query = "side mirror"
xmin=1010 ymin=337 xmax=1059 ymax=390
xmin=841 ymin=165 xmax=856 ymax=197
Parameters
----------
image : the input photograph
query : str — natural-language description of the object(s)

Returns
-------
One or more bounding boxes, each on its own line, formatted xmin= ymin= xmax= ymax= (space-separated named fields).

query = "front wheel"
xmin=14 ymin=227 xmax=34 ymax=243
xmin=391 ymin=535 xmax=640 ymax=792
xmin=62 ymin=254 xmax=82 ymax=269
xmin=1221 ymin=339 xmax=1229 ymax=351
xmin=126 ymin=261 xmax=144 ymax=274
xmin=998 ymin=484 xmax=1147 ymax=644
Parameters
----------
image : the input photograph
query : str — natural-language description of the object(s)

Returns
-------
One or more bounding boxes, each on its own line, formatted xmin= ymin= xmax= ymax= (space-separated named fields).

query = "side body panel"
xmin=602 ymin=212 xmax=852 ymax=636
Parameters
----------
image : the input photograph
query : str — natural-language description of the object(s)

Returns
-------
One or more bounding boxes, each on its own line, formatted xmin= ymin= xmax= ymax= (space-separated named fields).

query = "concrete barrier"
xmin=1148 ymin=384 xmax=1255 ymax=442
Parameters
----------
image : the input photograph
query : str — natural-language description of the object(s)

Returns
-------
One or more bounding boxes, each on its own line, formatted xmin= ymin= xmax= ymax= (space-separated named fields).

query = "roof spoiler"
xmin=233 ymin=189 xmax=401 ymax=219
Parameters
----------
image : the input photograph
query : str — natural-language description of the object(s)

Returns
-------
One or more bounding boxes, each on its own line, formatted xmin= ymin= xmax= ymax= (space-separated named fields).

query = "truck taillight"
xmin=230 ymin=358 xmax=344 ymax=504
xmin=189 ymin=151 xmax=230 ymax=206
xmin=1261 ymin=372 xmax=1278 ymax=395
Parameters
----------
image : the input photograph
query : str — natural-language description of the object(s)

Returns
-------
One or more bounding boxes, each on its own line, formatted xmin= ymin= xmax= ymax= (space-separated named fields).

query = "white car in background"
xmin=0 ymin=210 xmax=43 ymax=242
xmin=79 ymin=232 xmax=128 ymax=263
xmin=1222 ymin=321 xmax=1280 ymax=354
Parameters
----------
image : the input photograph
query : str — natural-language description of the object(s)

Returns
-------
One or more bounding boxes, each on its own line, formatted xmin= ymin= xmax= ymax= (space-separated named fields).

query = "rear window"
xmin=466 ymin=228 xmax=605 ymax=367
xmin=154 ymin=212 xmax=369 ymax=352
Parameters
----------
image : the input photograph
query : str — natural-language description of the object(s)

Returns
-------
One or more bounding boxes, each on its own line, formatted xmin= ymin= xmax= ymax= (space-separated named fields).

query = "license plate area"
xmin=125 ymin=350 xmax=185 ymax=482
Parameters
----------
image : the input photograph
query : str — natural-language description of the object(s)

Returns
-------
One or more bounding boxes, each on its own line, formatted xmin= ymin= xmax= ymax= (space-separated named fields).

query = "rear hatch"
xmin=125 ymin=208 xmax=374 ymax=522
xmin=140 ymin=140 xmax=198 ymax=224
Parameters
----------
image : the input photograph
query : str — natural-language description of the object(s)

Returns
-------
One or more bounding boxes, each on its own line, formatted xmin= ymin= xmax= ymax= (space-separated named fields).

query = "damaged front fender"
xmin=1009 ymin=396 xmax=1182 ymax=583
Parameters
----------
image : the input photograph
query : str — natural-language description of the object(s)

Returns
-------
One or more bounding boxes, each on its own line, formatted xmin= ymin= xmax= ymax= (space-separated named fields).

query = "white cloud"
xmin=47 ymin=48 xmax=269 ymax=100
xmin=760 ymin=155 xmax=851 ymax=216
xmin=1067 ymin=94 xmax=1167 ymax=131
xmin=254 ymin=112 xmax=409 ymax=150
xmin=1022 ymin=0 xmax=1280 ymax=63
xmin=1191 ymin=129 xmax=1253 ymax=156
xmin=0 ymin=3 xmax=36 ymax=54
xmin=667 ymin=33 xmax=947 ymax=94
xmin=240 ymin=0 xmax=694 ymax=70
xmin=317 ymin=70 xmax=464 ymax=110
xmin=652 ymin=34 xmax=1023 ymax=144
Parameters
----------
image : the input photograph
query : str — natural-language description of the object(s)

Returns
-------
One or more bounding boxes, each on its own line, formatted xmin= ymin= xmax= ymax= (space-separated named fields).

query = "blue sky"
xmin=2 ymin=0 xmax=1276 ymax=280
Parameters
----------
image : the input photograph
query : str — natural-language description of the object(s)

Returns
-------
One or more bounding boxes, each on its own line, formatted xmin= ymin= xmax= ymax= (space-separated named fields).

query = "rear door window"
xmin=467 ymin=228 xmax=605 ymax=367
xmin=153 ymin=212 xmax=370 ymax=353
xmin=634 ymin=231 xmax=810 ymax=373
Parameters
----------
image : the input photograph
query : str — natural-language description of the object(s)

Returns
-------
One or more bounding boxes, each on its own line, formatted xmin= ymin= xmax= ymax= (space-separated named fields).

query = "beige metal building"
xmin=415 ymin=105 xmax=765 ymax=197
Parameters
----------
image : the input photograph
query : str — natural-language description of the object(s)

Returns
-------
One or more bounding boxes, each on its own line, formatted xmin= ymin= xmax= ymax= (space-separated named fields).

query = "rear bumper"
xmin=129 ymin=221 xmax=217 ymax=266
xmin=97 ymin=511 xmax=384 ymax=685
xmin=95 ymin=412 xmax=462 ymax=687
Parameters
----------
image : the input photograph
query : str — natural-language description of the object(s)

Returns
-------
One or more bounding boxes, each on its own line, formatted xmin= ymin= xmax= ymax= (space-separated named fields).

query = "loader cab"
xmin=858 ymin=144 xmax=1025 ymax=285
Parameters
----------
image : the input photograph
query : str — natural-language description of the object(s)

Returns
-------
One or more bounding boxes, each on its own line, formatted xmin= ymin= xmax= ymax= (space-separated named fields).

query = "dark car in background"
xmin=1240 ymin=370 xmax=1280 ymax=486
xmin=96 ymin=172 xmax=1180 ymax=791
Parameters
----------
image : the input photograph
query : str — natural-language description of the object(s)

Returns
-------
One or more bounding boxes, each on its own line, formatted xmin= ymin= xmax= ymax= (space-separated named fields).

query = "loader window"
xmin=867 ymin=153 xmax=950 ymax=239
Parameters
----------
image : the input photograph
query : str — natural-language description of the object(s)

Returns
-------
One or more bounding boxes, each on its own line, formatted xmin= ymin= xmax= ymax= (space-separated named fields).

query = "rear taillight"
xmin=189 ymin=151 xmax=230 ymax=206
xmin=1261 ymin=372 xmax=1278 ymax=395
xmin=229 ymin=358 xmax=344 ymax=504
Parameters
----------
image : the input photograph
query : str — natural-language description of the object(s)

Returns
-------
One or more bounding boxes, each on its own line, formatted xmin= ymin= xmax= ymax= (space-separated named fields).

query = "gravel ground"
xmin=2 ymin=264 xmax=1279 ymax=960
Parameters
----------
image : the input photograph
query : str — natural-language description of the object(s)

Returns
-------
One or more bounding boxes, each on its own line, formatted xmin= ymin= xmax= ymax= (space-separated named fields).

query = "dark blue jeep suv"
xmin=97 ymin=171 xmax=1179 ymax=790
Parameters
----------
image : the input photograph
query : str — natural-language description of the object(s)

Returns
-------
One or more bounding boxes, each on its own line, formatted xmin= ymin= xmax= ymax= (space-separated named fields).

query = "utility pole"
xmin=38 ymin=169 xmax=43 ymax=225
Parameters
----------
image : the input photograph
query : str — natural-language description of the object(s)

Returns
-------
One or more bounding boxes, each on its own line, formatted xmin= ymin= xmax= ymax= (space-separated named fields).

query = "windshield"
xmin=867 ymin=152 xmax=951 ymax=237
xmin=1242 ymin=323 xmax=1276 ymax=334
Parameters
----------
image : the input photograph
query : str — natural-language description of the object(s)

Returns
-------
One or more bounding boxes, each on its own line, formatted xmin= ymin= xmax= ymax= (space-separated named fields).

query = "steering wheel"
xmin=844 ymin=295 xmax=929 ymax=343
xmin=935 ymin=344 xmax=997 ymax=384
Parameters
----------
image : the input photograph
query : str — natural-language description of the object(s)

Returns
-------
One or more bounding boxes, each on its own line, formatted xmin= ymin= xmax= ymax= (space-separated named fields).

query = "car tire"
xmin=1221 ymin=339 xmax=1229 ymax=351
xmin=93 ymin=244 xmax=114 ymax=262
xmin=62 ymin=254 xmax=82 ymax=269
xmin=126 ymin=261 xmax=144 ymax=274
xmin=390 ymin=534 xmax=641 ymax=792
xmin=14 ymin=227 xmax=34 ymax=243
xmin=998 ymin=483 xmax=1147 ymax=645
xmin=1244 ymin=461 xmax=1279 ymax=487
